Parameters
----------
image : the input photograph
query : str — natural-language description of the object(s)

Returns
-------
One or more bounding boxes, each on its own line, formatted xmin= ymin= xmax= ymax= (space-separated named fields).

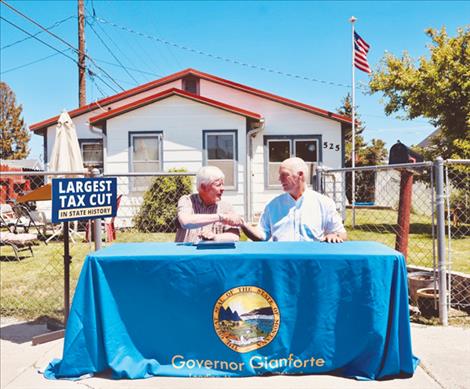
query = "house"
xmin=29 ymin=69 xmax=351 ymax=222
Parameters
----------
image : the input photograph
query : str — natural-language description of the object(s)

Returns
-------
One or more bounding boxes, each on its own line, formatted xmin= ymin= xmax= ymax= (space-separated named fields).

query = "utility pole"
xmin=78 ymin=0 xmax=86 ymax=107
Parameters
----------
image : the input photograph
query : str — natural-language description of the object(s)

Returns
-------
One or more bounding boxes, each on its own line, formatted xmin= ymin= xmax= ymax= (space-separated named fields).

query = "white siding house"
xmin=30 ymin=69 xmax=351 ymax=222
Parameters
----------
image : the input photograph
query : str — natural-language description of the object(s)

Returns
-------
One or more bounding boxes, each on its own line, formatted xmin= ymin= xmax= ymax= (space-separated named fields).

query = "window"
xmin=265 ymin=136 xmax=320 ymax=188
xmin=79 ymin=139 xmax=103 ymax=171
xmin=182 ymin=76 xmax=200 ymax=95
xmin=129 ymin=132 xmax=162 ymax=191
xmin=204 ymin=131 xmax=237 ymax=189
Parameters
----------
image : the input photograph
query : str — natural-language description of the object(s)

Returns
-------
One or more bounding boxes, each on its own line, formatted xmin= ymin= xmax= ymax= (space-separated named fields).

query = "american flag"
xmin=354 ymin=31 xmax=371 ymax=74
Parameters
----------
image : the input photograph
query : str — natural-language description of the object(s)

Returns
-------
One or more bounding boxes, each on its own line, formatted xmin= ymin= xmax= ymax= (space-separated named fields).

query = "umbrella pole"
xmin=63 ymin=221 xmax=71 ymax=325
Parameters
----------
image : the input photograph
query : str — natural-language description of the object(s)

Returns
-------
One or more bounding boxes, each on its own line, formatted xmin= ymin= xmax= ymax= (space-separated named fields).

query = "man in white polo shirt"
xmin=242 ymin=157 xmax=347 ymax=243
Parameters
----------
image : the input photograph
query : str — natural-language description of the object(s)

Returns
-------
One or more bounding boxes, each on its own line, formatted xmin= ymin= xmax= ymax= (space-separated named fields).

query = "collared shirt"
xmin=175 ymin=193 xmax=237 ymax=243
xmin=259 ymin=188 xmax=346 ymax=242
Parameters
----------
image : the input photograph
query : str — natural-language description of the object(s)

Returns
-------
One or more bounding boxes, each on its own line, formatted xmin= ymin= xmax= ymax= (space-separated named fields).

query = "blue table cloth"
xmin=45 ymin=241 xmax=417 ymax=380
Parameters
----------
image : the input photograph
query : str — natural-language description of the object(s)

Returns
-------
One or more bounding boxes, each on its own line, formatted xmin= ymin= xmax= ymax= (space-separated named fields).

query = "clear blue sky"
xmin=1 ymin=0 xmax=468 ymax=162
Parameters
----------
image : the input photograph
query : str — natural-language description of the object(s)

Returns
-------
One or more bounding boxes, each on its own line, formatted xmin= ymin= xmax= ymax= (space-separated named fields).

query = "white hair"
xmin=196 ymin=166 xmax=225 ymax=190
xmin=281 ymin=157 xmax=311 ymax=177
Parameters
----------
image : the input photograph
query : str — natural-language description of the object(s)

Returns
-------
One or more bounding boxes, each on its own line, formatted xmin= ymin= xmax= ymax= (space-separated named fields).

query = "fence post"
xmin=315 ymin=164 xmax=322 ymax=193
xmin=434 ymin=157 xmax=448 ymax=326
xmin=92 ymin=168 xmax=102 ymax=251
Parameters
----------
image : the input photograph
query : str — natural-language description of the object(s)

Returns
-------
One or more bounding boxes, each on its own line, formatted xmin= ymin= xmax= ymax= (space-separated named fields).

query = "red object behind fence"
xmin=0 ymin=165 xmax=31 ymax=204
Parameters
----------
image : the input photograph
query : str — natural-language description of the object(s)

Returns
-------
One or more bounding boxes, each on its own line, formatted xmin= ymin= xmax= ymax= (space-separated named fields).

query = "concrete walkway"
xmin=1 ymin=319 xmax=469 ymax=389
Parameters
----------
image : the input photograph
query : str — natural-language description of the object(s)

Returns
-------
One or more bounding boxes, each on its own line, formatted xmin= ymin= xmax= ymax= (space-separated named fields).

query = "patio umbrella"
xmin=17 ymin=110 xmax=85 ymax=203
xmin=17 ymin=183 xmax=51 ymax=203
xmin=49 ymin=110 xmax=85 ymax=324
xmin=18 ymin=110 xmax=85 ymax=331
xmin=49 ymin=110 xmax=84 ymax=172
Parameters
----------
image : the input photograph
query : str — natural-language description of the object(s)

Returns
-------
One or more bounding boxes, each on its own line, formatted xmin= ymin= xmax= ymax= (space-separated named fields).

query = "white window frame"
xmin=203 ymin=130 xmax=237 ymax=190
xmin=129 ymin=131 xmax=163 ymax=192
xmin=264 ymin=135 xmax=321 ymax=189
xmin=79 ymin=139 xmax=103 ymax=171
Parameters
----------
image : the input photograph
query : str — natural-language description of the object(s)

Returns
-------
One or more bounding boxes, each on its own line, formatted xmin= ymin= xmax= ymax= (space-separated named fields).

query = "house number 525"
xmin=323 ymin=142 xmax=340 ymax=151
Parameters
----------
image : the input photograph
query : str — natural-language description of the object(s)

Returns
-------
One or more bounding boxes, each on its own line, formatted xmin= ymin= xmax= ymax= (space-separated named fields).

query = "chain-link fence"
xmin=104 ymin=173 xmax=196 ymax=241
xmin=0 ymin=171 xmax=88 ymax=324
xmin=1 ymin=162 xmax=469 ymax=325
xmin=0 ymin=171 xmax=195 ymax=324
xmin=320 ymin=159 xmax=470 ymax=321
xmin=444 ymin=160 xmax=470 ymax=313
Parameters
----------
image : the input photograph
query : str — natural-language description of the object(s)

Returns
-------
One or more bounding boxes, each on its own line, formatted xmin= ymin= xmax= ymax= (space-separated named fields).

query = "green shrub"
xmin=133 ymin=169 xmax=193 ymax=232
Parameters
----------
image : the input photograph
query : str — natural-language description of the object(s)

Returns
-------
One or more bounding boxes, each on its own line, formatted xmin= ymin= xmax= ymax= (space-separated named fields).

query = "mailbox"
xmin=389 ymin=141 xmax=424 ymax=165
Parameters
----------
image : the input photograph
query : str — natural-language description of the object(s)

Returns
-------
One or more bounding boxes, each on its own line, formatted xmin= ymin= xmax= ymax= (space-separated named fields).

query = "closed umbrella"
xmin=19 ymin=110 xmax=86 ymax=333
xmin=17 ymin=110 xmax=85 ymax=203
xmin=49 ymin=110 xmax=84 ymax=172
xmin=49 ymin=110 xmax=85 ymax=325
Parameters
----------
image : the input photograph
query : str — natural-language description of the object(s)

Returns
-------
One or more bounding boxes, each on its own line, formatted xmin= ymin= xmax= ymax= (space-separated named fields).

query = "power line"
xmin=1 ymin=15 xmax=75 ymax=50
xmin=93 ymin=58 xmax=162 ymax=77
xmin=86 ymin=20 xmax=139 ymax=84
xmin=1 ymin=49 xmax=72 ymax=74
xmin=93 ymin=15 xmax=352 ymax=89
xmin=86 ymin=67 xmax=119 ymax=94
xmin=85 ymin=11 xmax=146 ymax=82
xmin=0 ymin=17 xmax=81 ymax=65
xmin=1 ymin=0 xmax=124 ymax=92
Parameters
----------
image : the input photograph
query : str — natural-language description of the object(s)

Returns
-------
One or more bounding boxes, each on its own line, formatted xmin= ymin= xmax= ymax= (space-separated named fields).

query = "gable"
xmin=30 ymin=69 xmax=351 ymax=132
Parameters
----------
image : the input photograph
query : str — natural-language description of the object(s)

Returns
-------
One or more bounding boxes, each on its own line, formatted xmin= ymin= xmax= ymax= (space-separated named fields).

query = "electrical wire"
xmin=0 ymin=17 xmax=81 ymax=66
xmin=1 ymin=0 xmax=125 ymax=91
xmin=86 ymin=20 xmax=139 ymax=84
xmin=1 ymin=49 xmax=72 ymax=74
xmin=93 ymin=15 xmax=352 ymax=89
xmin=1 ymin=15 xmax=75 ymax=50
xmin=85 ymin=11 xmax=146 ymax=82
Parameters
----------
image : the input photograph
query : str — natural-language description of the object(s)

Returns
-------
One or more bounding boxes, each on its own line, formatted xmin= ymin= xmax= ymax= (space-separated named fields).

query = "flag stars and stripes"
xmin=354 ymin=31 xmax=372 ymax=74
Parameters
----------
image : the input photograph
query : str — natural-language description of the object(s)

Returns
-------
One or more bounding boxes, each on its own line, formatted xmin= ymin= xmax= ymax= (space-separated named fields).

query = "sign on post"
xmin=52 ymin=178 xmax=117 ymax=223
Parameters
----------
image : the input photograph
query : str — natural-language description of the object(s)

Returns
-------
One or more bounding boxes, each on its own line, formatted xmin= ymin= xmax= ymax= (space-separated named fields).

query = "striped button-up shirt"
xmin=175 ymin=193 xmax=238 ymax=243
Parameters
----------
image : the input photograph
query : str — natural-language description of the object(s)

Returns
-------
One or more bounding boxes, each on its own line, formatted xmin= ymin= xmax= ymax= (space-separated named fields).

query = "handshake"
xmin=218 ymin=213 xmax=245 ymax=227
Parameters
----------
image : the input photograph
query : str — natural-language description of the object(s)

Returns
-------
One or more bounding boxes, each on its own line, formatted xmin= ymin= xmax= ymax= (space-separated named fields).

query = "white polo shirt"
xmin=258 ymin=188 xmax=346 ymax=242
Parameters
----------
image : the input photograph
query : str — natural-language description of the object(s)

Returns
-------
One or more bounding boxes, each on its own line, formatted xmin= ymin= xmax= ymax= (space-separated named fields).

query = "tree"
xmin=369 ymin=26 xmax=470 ymax=160
xmin=336 ymin=94 xmax=388 ymax=202
xmin=337 ymin=93 xmax=366 ymax=167
xmin=0 ymin=82 xmax=30 ymax=159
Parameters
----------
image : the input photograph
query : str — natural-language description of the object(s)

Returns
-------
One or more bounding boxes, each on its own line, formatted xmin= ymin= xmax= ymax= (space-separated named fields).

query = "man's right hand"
xmin=219 ymin=213 xmax=244 ymax=227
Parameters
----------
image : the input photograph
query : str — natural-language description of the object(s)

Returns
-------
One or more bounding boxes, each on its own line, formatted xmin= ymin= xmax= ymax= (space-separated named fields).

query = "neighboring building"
xmin=0 ymin=160 xmax=44 ymax=203
xmin=0 ymin=159 xmax=44 ymax=171
xmin=417 ymin=129 xmax=440 ymax=149
xmin=29 ymin=69 xmax=351 ymax=222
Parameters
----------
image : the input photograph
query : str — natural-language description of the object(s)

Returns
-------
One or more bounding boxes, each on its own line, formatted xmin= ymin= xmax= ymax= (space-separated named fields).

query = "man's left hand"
xmin=200 ymin=231 xmax=216 ymax=241
xmin=322 ymin=233 xmax=344 ymax=243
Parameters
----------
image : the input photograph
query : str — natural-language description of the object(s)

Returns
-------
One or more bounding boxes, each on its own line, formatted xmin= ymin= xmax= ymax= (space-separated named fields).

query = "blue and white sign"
xmin=52 ymin=178 xmax=117 ymax=223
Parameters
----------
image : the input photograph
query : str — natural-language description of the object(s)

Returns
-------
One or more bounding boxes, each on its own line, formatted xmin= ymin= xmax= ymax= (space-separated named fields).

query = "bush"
xmin=133 ymin=169 xmax=193 ymax=232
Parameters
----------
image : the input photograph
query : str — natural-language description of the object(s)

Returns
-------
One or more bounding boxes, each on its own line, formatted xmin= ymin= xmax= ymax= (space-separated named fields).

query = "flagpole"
xmin=350 ymin=16 xmax=356 ymax=228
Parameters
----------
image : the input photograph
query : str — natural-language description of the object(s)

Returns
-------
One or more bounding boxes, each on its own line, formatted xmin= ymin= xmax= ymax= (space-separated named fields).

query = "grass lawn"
xmin=0 ymin=231 xmax=175 ymax=321
xmin=1 ymin=208 xmax=468 ymax=322
xmin=344 ymin=208 xmax=470 ymax=274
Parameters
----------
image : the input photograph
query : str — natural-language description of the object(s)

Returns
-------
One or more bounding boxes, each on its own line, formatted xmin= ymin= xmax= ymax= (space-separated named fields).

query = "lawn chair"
xmin=0 ymin=231 xmax=37 ymax=261
xmin=0 ymin=203 xmax=28 ymax=233
xmin=12 ymin=204 xmax=56 ymax=242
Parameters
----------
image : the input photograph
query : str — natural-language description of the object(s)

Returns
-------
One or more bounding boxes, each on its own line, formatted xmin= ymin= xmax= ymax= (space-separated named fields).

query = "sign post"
xmin=51 ymin=177 xmax=117 ymax=324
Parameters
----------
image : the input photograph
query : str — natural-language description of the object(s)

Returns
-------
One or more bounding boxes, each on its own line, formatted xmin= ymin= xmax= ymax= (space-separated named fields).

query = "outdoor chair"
xmin=0 ymin=231 xmax=37 ymax=261
xmin=0 ymin=203 xmax=28 ymax=233
xmin=12 ymin=204 xmax=58 ymax=242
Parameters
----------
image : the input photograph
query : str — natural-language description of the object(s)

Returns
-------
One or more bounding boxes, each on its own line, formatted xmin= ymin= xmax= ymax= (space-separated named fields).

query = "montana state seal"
xmin=213 ymin=286 xmax=280 ymax=353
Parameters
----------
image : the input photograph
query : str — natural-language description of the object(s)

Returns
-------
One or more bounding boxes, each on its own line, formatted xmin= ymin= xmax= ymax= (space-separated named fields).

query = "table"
xmin=45 ymin=241 xmax=417 ymax=380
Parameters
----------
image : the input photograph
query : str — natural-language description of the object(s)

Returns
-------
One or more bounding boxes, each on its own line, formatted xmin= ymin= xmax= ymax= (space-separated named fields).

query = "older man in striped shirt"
xmin=175 ymin=166 xmax=242 ymax=243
